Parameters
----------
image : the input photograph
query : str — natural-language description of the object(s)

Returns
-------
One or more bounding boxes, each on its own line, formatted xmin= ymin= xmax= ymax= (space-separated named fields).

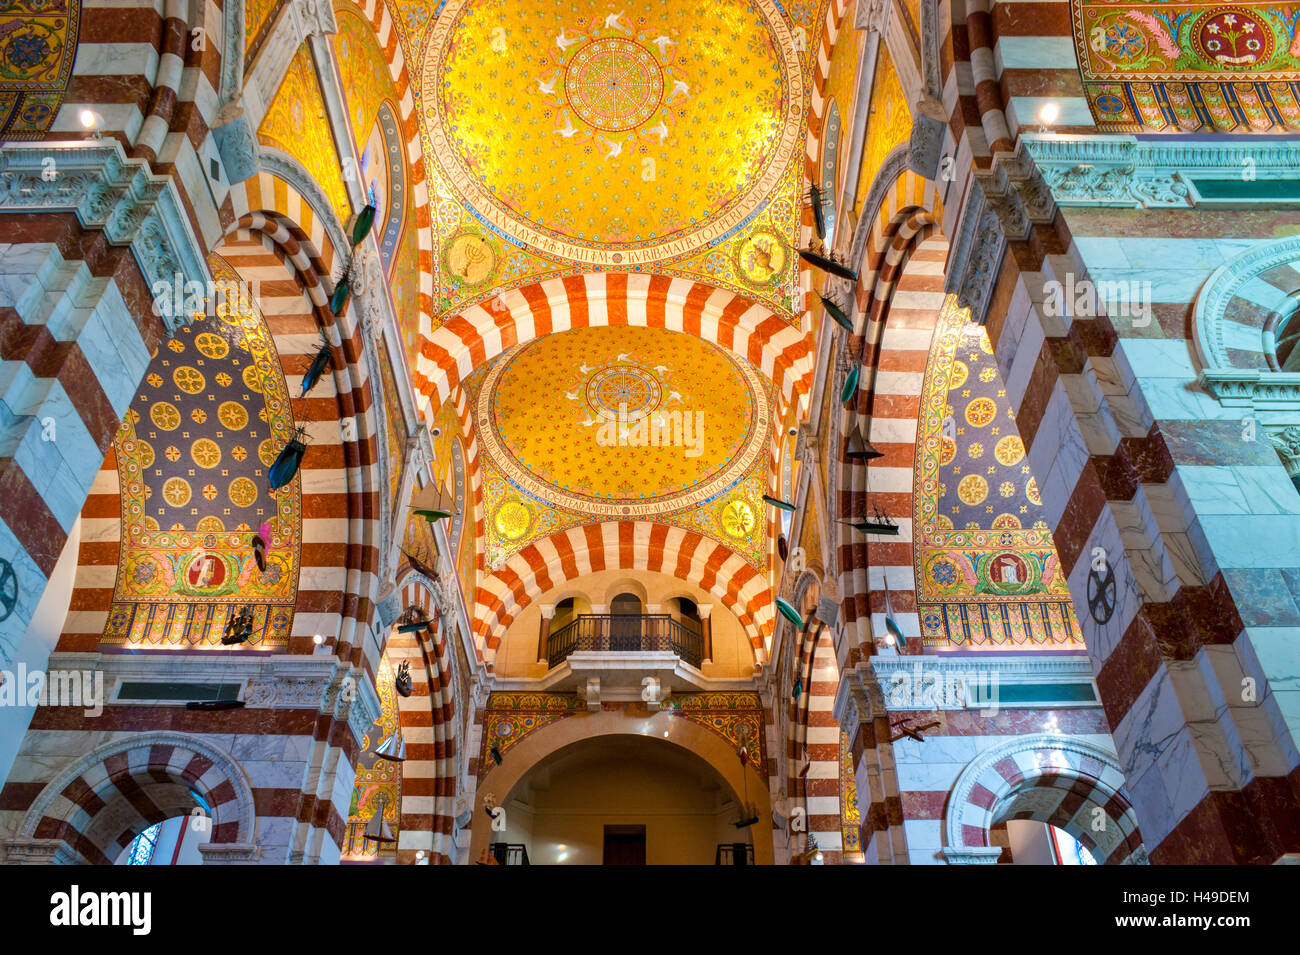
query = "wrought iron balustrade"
xmin=486 ymin=843 xmax=529 ymax=865
xmin=715 ymin=842 xmax=754 ymax=865
xmin=546 ymin=613 xmax=703 ymax=668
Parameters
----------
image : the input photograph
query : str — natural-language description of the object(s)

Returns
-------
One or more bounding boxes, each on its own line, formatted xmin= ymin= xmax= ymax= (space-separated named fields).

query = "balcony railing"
xmin=715 ymin=842 xmax=755 ymax=865
xmin=486 ymin=843 xmax=530 ymax=865
xmin=547 ymin=613 xmax=703 ymax=669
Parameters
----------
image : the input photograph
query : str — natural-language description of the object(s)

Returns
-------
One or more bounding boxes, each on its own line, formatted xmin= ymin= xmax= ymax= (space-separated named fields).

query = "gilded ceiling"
xmin=467 ymin=326 xmax=772 ymax=569
xmin=406 ymin=0 xmax=814 ymax=324
xmin=425 ymin=0 xmax=801 ymax=263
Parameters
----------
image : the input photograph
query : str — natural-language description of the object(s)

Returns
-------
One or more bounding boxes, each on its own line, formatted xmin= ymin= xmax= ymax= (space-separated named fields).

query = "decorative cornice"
xmin=1022 ymin=134 xmax=1300 ymax=210
xmin=871 ymin=653 xmax=1099 ymax=711
xmin=0 ymin=141 xmax=208 ymax=334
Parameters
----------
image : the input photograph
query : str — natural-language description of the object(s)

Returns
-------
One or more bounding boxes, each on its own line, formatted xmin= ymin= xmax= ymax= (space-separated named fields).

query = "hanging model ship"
xmin=221 ymin=605 xmax=256 ymax=646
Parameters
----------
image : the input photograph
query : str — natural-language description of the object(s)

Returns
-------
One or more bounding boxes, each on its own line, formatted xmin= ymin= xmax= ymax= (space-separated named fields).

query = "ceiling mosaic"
xmin=258 ymin=42 xmax=351 ymax=223
xmin=425 ymin=0 xmax=800 ymax=261
xmin=854 ymin=43 xmax=912 ymax=219
xmin=1072 ymin=2 xmax=1300 ymax=133
xmin=402 ymin=0 xmax=815 ymax=328
xmin=105 ymin=255 xmax=302 ymax=650
xmin=913 ymin=297 xmax=1082 ymax=649
xmin=0 ymin=0 xmax=80 ymax=140
xmin=466 ymin=326 xmax=773 ymax=570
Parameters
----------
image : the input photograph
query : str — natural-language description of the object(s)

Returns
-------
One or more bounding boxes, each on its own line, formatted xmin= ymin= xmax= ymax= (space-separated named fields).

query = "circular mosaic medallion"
xmin=495 ymin=720 xmax=516 ymax=738
xmin=585 ymin=364 xmax=662 ymax=418
xmin=719 ymin=497 xmax=755 ymax=539
xmin=965 ymin=397 xmax=997 ymax=428
xmin=992 ymin=513 xmax=1021 ymax=530
xmin=242 ymin=365 xmax=264 ymax=394
xmin=957 ymin=473 xmax=988 ymax=505
xmin=480 ymin=326 xmax=766 ymax=517
xmin=191 ymin=438 xmax=221 ymax=468
xmin=734 ymin=229 xmax=788 ymax=286
xmin=229 ymin=477 xmax=258 ymax=507
xmin=218 ymin=401 xmax=249 ymax=431
xmin=258 ymin=438 xmax=278 ymax=467
xmin=493 ymin=500 xmax=532 ymax=540
xmin=423 ymin=0 xmax=803 ymax=265
xmin=1026 ymin=476 xmax=1042 ymax=506
xmin=195 ymin=333 xmax=230 ymax=359
xmin=151 ymin=401 xmax=181 ymax=431
xmin=949 ymin=360 xmax=968 ymax=390
xmin=445 ymin=231 xmax=497 ymax=287
xmin=161 ymin=477 xmax=191 ymax=507
xmin=1193 ymin=7 xmax=1273 ymax=70
xmin=564 ymin=37 xmax=663 ymax=132
xmin=928 ymin=557 xmax=959 ymax=588
xmin=988 ymin=551 xmax=1031 ymax=590
xmin=994 ymin=435 xmax=1025 ymax=466
xmin=173 ymin=366 xmax=205 ymax=394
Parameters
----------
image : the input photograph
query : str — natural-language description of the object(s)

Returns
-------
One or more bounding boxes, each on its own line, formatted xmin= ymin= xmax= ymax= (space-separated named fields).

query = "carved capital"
xmin=831 ymin=665 xmax=882 ymax=732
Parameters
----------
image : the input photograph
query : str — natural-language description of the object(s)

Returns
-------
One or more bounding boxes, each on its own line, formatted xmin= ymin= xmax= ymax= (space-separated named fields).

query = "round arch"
xmin=831 ymin=159 xmax=948 ymax=659
xmin=414 ymin=272 xmax=814 ymax=413
xmin=941 ymin=734 xmax=1145 ymax=865
xmin=473 ymin=522 xmax=775 ymax=658
xmin=221 ymin=168 xmax=389 ymax=661
xmin=9 ymin=732 xmax=257 ymax=865
xmin=470 ymin=709 xmax=774 ymax=864
xmin=387 ymin=570 xmax=465 ymax=864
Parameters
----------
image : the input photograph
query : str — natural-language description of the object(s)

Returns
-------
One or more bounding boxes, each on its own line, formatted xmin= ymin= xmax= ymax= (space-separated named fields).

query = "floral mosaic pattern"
xmin=105 ymin=255 xmax=301 ymax=649
xmin=1072 ymin=2 xmax=1300 ymax=132
xmin=0 ymin=0 xmax=80 ymax=139
xmin=913 ymin=296 xmax=1081 ymax=647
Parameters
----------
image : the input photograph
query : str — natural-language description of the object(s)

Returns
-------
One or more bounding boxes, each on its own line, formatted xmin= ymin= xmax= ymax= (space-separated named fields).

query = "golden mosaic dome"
xmin=423 ymin=0 xmax=803 ymax=265
xmin=477 ymin=326 xmax=768 ymax=516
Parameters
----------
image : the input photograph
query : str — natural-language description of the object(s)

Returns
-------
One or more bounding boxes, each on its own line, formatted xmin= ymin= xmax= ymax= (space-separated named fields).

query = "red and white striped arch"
xmin=343 ymin=0 xmax=437 ymax=345
xmin=414 ymin=273 xmax=816 ymax=412
xmin=388 ymin=572 xmax=462 ymax=865
xmin=220 ymin=172 xmax=387 ymax=669
xmin=472 ymin=522 xmax=776 ymax=655
xmin=835 ymin=167 xmax=947 ymax=657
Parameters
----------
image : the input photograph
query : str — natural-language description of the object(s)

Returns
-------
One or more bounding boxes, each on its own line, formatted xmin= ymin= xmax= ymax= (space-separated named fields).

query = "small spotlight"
xmin=313 ymin=633 xmax=324 ymax=645
xmin=814 ymin=849 xmax=824 ymax=863
xmin=79 ymin=109 xmax=96 ymax=129
xmin=884 ymin=632 xmax=896 ymax=646
xmin=1038 ymin=102 xmax=1059 ymax=126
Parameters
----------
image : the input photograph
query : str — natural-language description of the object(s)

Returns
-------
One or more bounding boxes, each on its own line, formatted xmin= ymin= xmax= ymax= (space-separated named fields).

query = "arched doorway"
xmin=472 ymin=710 xmax=774 ymax=865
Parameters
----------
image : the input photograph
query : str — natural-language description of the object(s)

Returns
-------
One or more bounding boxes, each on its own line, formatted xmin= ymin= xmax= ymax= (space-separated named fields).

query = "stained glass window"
xmin=126 ymin=822 xmax=162 ymax=866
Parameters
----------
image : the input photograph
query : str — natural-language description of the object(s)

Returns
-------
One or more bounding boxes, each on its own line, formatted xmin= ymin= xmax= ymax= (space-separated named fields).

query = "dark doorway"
xmin=609 ymin=592 xmax=642 ymax=652
xmin=603 ymin=824 xmax=646 ymax=865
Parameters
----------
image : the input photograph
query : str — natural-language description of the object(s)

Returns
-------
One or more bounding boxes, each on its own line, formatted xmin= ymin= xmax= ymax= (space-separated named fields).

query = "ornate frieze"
xmin=1022 ymin=134 xmax=1300 ymax=210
